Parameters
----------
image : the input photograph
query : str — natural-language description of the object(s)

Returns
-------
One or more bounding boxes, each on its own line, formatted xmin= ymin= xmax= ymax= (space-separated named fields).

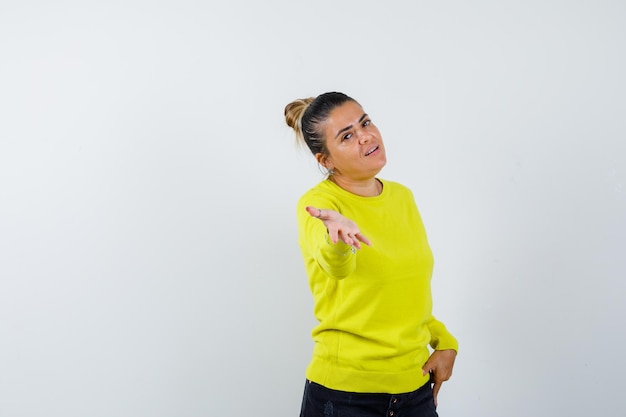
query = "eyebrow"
xmin=334 ymin=113 xmax=368 ymax=140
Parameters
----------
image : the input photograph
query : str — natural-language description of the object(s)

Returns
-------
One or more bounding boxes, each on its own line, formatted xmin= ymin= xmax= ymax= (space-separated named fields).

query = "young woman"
xmin=285 ymin=92 xmax=458 ymax=417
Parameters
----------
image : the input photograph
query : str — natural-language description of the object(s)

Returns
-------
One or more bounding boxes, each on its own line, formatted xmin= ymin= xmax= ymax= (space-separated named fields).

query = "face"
xmin=318 ymin=101 xmax=387 ymax=181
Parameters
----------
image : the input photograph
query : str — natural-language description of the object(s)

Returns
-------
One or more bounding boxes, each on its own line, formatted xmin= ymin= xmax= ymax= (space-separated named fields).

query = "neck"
xmin=329 ymin=175 xmax=382 ymax=197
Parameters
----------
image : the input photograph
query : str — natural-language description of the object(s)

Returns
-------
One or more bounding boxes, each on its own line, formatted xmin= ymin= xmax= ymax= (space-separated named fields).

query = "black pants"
xmin=299 ymin=379 xmax=438 ymax=417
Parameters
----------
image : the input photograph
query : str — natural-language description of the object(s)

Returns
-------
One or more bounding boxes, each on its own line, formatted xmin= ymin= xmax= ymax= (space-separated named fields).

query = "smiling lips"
xmin=365 ymin=145 xmax=379 ymax=156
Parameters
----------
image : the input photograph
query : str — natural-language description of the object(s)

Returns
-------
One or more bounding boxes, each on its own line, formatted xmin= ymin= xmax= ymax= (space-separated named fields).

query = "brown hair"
xmin=284 ymin=92 xmax=357 ymax=156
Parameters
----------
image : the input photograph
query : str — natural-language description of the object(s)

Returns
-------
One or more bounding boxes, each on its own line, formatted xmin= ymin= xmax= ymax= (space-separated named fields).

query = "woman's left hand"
xmin=422 ymin=349 xmax=457 ymax=406
xmin=305 ymin=206 xmax=371 ymax=249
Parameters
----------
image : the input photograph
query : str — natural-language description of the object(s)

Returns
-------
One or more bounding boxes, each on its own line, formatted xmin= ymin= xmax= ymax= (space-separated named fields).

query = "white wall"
xmin=1 ymin=1 xmax=624 ymax=416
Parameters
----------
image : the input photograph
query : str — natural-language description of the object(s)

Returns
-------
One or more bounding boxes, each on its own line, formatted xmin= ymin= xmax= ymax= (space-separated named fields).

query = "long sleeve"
xmin=296 ymin=192 xmax=357 ymax=279
xmin=427 ymin=315 xmax=459 ymax=352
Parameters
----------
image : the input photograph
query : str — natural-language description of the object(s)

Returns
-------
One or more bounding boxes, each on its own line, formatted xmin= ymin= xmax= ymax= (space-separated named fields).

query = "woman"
xmin=285 ymin=92 xmax=458 ymax=417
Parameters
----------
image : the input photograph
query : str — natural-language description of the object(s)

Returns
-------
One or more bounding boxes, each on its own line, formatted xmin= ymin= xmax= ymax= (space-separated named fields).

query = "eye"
xmin=362 ymin=119 xmax=371 ymax=128
xmin=341 ymin=132 xmax=352 ymax=142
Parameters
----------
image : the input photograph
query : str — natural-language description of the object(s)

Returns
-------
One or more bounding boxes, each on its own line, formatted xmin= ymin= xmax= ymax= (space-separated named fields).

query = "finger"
xmin=432 ymin=381 xmax=441 ymax=407
xmin=422 ymin=361 xmax=432 ymax=376
xmin=354 ymin=232 xmax=371 ymax=247
xmin=346 ymin=232 xmax=360 ymax=249
xmin=328 ymin=228 xmax=339 ymax=244
xmin=339 ymin=230 xmax=357 ymax=248
xmin=305 ymin=206 xmax=325 ymax=219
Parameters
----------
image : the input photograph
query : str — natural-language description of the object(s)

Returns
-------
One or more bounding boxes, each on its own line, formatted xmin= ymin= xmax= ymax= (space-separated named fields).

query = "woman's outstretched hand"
xmin=306 ymin=206 xmax=371 ymax=249
xmin=422 ymin=349 xmax=457 ymax=406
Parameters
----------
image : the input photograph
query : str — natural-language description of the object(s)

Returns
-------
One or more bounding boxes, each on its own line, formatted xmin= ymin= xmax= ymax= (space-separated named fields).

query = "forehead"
xmin=326 ymin=101 xmax=365 ymax=128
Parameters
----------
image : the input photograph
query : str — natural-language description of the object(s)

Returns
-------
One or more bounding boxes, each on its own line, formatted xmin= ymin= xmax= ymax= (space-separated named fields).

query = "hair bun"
xmin=284 ymin=98 xmax=314 ymax=130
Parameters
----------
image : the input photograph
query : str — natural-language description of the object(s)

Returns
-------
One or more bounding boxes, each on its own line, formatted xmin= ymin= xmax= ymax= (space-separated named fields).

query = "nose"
xmin=358 ymin=130 xmax=371 ymax=144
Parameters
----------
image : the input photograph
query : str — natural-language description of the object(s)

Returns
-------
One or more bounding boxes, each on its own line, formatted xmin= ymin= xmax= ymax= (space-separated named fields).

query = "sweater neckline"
xmin=323 ymin=178 xmax=388 ymax=201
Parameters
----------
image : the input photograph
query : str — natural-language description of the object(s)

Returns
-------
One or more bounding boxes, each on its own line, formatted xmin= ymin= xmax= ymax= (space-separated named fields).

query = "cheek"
xmin=332 ymin=149 xmax=356 ymax=168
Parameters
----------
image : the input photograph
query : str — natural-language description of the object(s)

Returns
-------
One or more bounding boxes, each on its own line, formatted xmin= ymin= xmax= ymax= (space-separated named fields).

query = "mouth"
xmin=365 ymin=145 xmax=379 ymax=156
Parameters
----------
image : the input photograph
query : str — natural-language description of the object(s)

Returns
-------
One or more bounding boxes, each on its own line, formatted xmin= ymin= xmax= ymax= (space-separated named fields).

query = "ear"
xmin=315 ymin=153 xmax=333 ymax=171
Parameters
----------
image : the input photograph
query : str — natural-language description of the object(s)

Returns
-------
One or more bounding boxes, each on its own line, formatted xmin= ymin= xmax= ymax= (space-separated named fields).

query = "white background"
xmin=1 ymin=1 xmax=625 ymax=416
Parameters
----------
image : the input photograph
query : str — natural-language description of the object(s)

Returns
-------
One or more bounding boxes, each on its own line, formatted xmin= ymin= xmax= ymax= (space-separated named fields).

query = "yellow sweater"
xmin=297 ymin=178 xmax=458 ymax=394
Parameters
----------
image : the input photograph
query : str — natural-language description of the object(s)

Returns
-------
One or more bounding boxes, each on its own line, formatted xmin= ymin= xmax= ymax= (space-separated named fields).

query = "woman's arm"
xmin=423 ymin=316 xmax=458 ymax=405
xmin=297 ymin=203 xmax=370 ymax=279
